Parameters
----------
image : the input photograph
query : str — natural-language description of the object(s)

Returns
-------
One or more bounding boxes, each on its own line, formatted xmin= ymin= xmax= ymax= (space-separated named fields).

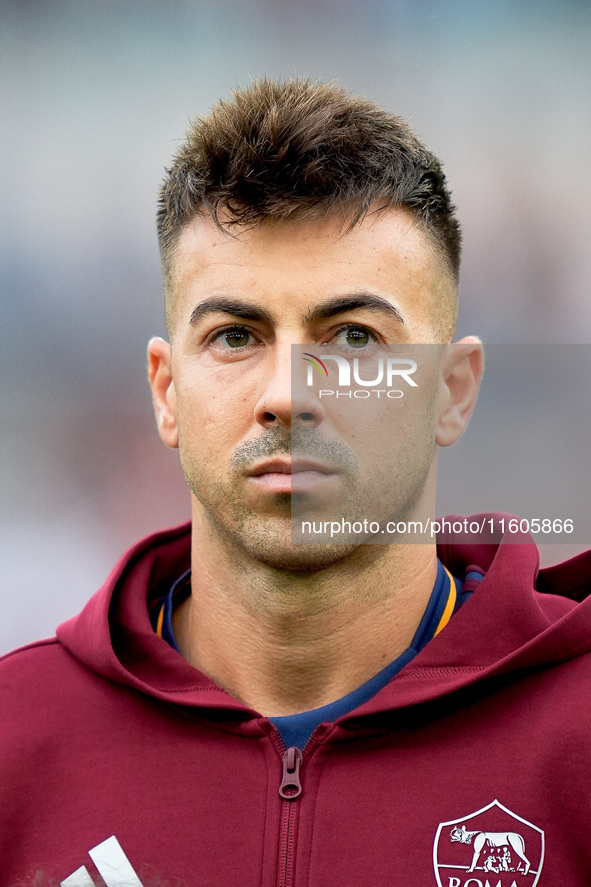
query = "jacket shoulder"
xmin=0 ymin=637 xmax=92 ymax=716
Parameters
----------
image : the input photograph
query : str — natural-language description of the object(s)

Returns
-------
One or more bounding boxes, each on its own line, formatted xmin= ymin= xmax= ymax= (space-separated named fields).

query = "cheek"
xmin=320 ymin=359 xmax=440 ymax=454
xmin=175 ymin=372 xmax=259 ymax=450
xmin=337 ymin=400 xmax=436 ymax=466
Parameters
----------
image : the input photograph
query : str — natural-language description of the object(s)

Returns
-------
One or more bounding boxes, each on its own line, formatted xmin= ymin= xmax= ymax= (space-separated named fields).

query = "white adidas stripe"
xmin=60 ymin=866 xmax=95 ymax=887
xmin=60 ymin=836 xmax=144 ymax=887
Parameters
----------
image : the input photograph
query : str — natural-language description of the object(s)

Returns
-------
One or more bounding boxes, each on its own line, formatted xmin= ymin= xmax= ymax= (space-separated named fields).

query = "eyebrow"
xmin=189 ymin=297 xmax=274 ymax=325
xmin=305 ymin=293 xmax=404 ymax=325
xmin=188 ymin=292 xmax=404 ymax=326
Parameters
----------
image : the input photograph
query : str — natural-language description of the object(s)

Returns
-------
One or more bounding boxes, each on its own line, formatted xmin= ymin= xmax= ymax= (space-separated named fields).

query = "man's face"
xmin=150 ymin=208 xmax=458 ymax=569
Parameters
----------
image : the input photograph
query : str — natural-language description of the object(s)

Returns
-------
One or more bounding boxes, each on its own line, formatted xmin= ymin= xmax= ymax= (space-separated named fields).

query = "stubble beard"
xmin=177 ymin=422 xmax=436 ymax=574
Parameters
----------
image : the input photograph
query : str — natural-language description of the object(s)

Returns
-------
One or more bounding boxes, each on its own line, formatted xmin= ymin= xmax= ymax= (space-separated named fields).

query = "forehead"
xmin=168 ymin=208 xmax=454 ymax=339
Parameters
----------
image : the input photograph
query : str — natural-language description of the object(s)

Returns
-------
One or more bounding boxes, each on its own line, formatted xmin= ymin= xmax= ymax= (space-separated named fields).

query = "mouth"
xmin=245 ymin=458 xmax=340 ymax=493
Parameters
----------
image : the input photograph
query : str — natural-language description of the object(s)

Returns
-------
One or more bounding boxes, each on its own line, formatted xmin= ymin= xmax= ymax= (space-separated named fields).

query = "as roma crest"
xmin=433 ymin=800 xmax=545 ymax=887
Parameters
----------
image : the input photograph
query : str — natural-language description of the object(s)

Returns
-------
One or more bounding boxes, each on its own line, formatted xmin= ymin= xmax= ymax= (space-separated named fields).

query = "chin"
xmin=245 ymin=541 xmax=360 ymax=573
xmin=214 ymin=513 xmax=359 ymax=572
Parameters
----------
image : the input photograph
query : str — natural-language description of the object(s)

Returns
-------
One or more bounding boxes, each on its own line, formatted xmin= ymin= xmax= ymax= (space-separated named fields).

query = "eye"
xmin=209 ymin=326 xmax=257 ymax=349
xmin=330 ymin=324 xmax=378 ymax=350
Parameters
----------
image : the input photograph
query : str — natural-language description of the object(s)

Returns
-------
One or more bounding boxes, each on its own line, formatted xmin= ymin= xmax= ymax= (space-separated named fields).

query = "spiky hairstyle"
xmin=157 ymin=78 xmax=461 ymax=288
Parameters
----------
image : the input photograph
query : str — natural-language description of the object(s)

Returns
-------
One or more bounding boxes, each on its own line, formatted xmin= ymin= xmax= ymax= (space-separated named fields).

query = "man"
xmin=1 ymin=78 xmax=590 ymax=887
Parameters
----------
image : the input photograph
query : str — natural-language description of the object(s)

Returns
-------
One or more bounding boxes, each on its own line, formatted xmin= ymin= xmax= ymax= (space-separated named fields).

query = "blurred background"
xmin=2 ymin=0 xmax=590 ymax=654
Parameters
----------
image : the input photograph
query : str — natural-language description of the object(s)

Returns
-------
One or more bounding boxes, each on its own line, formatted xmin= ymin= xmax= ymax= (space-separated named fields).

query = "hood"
xmin=56 ymin=515 xmax=591 ymax=720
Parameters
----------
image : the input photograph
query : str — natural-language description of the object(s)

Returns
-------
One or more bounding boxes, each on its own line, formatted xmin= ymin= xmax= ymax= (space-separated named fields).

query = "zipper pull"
xmin=279 ymin=746 xmax=303 ymax=799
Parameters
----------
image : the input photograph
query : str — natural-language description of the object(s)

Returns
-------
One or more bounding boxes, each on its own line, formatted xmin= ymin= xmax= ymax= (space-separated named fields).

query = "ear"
xmin=435 ymin=336 xmax=483 ymax=448
xmin=147 ymin=336 xmax=179 ymax=449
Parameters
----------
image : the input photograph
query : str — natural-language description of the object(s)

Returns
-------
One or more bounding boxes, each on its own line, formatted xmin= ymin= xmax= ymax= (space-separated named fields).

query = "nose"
xmin=254 ymin=344 xmax=326 ymax=430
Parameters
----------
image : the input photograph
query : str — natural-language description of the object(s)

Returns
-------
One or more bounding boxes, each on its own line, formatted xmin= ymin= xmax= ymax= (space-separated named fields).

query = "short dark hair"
xmin=157 ymin=78 xmax=461 ymax=294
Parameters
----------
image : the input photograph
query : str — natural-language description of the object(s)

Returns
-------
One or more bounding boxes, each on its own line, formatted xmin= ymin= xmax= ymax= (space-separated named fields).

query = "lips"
xmin=246 ymin=458 xmax=337 ymax=477
xmin=244 ymin=457 xmax=340 ymax=494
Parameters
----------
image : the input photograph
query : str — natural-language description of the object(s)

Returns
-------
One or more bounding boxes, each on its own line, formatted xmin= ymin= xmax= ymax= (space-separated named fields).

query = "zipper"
xmin=279 ymin=746 xmax=303 ymax=799
xmin=273 ymin=727 xmax=330 ymax=887
xmin=277 ymin=747 xmax=303 ymax=887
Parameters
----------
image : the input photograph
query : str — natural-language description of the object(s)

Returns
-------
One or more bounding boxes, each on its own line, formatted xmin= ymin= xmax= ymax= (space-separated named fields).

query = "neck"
xmin=173 ymin=507 xmax=438 ymax=716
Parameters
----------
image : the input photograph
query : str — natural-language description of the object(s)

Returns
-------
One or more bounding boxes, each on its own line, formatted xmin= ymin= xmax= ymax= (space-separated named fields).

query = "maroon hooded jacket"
xmin=1 ymin=517 xmax=591 ymax=887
